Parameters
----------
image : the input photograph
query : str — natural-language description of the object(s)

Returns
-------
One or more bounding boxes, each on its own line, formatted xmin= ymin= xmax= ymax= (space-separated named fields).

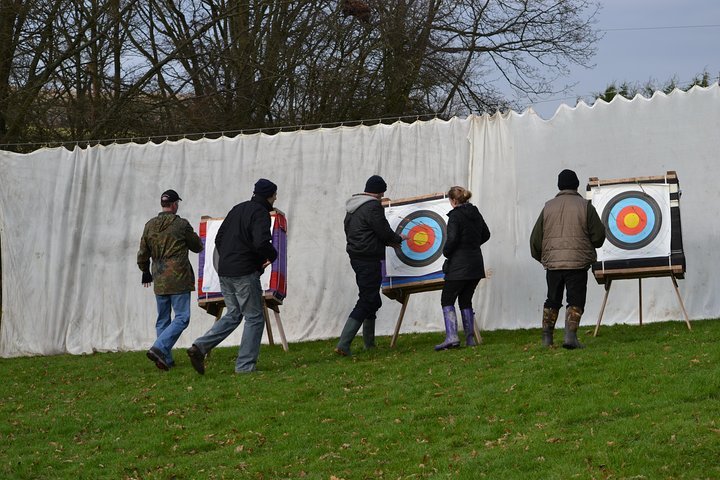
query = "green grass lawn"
xmin=1 ymin=319 xmax=719 ymax=479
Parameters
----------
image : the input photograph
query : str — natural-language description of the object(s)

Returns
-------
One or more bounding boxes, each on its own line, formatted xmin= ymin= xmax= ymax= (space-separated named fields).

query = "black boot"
xmin=434 ymin=306 xmax=460 ymax=351
xmin=542 ymin=307 xmax=559 ymax=347
xmin=336 ymin=316 xmax=363 ymax=356
xmin=562 ymin=306 xmax=585 ymax=349
xmin=362 ymin=317 xmax=376 ymax=349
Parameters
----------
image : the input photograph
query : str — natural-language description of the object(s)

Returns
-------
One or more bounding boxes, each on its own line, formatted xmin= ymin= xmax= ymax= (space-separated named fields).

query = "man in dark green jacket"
xmin=138 ymin=189 xmax=203 ymax=370
xmin=530 ymin=170 xmax=605 ymax=349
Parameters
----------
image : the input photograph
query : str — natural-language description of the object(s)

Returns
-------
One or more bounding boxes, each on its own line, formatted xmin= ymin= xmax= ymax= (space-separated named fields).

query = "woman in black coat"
xmin=435 ymin=186 xmax=491 ymax=350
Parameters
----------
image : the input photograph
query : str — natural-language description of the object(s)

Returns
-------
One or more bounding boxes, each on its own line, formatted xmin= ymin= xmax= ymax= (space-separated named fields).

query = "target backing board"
xmin=592 ymin=184 xmax=671 ymax=260
xmin=198 ymin=210 xmax=287 ymax=303
xmin=383 ymin=194 xmax=450 ymax=282
xmin=587 ymin=171 xmax=685 ymax=280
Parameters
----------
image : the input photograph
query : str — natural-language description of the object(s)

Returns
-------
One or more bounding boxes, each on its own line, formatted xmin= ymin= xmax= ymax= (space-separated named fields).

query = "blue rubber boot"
xmin=434 ymin=306 xmax=460 ymax=351
xmin=460 ymin=308 xmax=480 ymax=346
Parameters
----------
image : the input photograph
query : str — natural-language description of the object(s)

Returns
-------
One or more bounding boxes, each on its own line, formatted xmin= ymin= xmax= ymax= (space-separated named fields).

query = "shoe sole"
xmin=147 ymin=349 xmax=169 ymax=371
xmin=334 ymin=348 xmax=349 ymax=357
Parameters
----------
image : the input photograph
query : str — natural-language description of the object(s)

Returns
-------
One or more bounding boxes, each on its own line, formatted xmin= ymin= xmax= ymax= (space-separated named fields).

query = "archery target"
xmin=202 ymin=216 xmax=275 ymax=292
xmin=602 ymin=191 xmax=662 ymax=249
xmin=590 ymin=184 xmax=671 ymax=261
xmin=394 ymin=210 xmax=446 ymax=267
xmin=385 ymin=198 xmax=451 ymax=277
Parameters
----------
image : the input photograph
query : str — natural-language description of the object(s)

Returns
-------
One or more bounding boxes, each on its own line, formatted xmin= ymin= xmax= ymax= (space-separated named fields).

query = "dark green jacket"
xmin=137 ymin=212 xmax=203 ymax=295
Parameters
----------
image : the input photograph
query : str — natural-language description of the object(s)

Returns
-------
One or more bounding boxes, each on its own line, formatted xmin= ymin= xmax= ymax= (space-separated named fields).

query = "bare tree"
xmin=0 ymin=0 xmax=600 ymax=149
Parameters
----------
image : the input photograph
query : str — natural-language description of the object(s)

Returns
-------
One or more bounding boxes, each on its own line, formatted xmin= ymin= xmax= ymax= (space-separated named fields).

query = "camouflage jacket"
xmin=137 ymin=212 xmax=203 ymax=295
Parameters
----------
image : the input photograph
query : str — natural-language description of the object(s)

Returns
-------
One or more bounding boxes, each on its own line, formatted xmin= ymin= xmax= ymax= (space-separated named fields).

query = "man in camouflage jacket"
xmin=138 ymin=189 xmax=203 ymax=370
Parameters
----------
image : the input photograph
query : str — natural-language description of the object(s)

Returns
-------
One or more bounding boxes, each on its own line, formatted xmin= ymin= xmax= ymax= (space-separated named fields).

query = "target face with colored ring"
xmin=394 ymin=210 xmax=446 ymax=267
xmin=602 ymin=191 xmax=662 ymax=250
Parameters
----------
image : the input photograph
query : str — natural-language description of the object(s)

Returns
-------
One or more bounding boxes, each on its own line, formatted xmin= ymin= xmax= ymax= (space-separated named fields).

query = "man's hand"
xmin=142 ymin=271 xmax=153 ymax=287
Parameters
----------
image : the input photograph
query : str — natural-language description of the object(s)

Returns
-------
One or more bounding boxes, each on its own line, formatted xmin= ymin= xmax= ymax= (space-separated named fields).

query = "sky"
xmin=517 ymin=0 xmax=720 ymax=119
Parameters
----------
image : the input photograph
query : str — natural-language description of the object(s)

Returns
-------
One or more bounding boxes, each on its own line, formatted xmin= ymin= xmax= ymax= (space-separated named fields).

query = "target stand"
xmin=197 ymin=211 xmax=289 ymax=352
xmin=592 ymin=267 xmax=691 ymax=336
xmin=382 ymin=278 xmax=483 ymax=348
xmin=381 ymin=193 xmax=483 ymax=347
xmin=588 ymin=172 xmax=691 ymax=335
xmin=198 ymin=294 xmax=289 ymax=352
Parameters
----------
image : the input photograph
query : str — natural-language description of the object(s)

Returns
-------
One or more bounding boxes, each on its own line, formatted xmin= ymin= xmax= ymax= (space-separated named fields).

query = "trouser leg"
xmin=153 ymin=293 xmax=191 ymax=365
xmin=193 ymin=277 xmax=244 ymax=355
xmin=154 ymin=295 xmax=172 ymax=338
xmin=234 ymin=273 xmax=265 ymax=373
xmin=339 ymin=258 xmax=381 ymax=355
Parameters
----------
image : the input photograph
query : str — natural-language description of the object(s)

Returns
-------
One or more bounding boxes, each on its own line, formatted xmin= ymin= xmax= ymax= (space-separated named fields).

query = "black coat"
xmin=215 ymin=196 xmax=278 ymax=277
xmin=344 ymin=194 xmax=402 ymax=260
xmin=442 ymin=203 xmax=491 ymax=280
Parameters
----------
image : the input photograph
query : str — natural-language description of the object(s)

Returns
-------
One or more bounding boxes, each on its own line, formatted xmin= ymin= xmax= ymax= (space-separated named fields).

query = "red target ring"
xmin=616 ymin=206 xmax=647 ymax=235
xmin=406 ymin=224 xmax=435 ymax=253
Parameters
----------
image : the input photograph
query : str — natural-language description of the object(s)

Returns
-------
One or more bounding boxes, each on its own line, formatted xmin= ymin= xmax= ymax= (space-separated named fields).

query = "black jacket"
xmin=344 ymin=194 xmax=402 ymax=260
xmin=215 ymin=196 xmax=278 ymax=277
xmin=443 ymin=203 xmax=491 ymax=280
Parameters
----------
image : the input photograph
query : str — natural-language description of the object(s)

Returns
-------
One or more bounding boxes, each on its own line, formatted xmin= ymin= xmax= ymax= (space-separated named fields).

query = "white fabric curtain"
xmin=471 ymin=84 xmax=720 ymax=331
xmin=0 ymin=118 xmax=472 ymax=356
xmin=2 ymin=85 xmax=719 ymax=357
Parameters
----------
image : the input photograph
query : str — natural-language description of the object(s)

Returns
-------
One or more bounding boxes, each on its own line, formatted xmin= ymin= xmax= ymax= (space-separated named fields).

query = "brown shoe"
xmin=334 ymin=347 xmax=348 ymax=357
xmin=187 ymin=345 xmax=206 ymax=375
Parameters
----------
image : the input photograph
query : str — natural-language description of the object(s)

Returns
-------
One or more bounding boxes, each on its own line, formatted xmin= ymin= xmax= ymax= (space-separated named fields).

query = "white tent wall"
xmin=2 ymin=86 xmax=719 ymax=357
xmin=471 ymin=84 xmax=720 ymax=331
xmin=0 ymin=118 xmax=473 ymax=357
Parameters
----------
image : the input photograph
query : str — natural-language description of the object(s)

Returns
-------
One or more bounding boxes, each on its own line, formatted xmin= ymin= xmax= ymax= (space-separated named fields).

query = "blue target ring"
xmin=602 ymin=191 xmax=662 ymax=250
xmin=395 ymin=210 xmax=446 ymax=267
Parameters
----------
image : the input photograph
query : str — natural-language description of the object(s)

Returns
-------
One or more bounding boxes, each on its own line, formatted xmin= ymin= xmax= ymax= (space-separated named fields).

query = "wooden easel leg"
xmin=670 ymin=275 xmax=692 ymax=331
xmin=638 ymin=278 xmax=643 ymax=326
xmin=272 ymin=309 xmax=289 ymax=352
xmin=594 ymin=280 xmax=612 ymax=337
xmin=473 ymin=311 xmax=483 ymax=345
xmin=263 ymin=302 xmax=275 ymax=346
xmin=390 ymin=293 xmax=410 ymax=348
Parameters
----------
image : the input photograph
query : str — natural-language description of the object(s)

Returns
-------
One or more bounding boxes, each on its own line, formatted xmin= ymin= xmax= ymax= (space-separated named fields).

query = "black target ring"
xmin=394 ymin=210 xmax=446 ymax=267
xmin=601 ymin=190 xmax=662 ymax=250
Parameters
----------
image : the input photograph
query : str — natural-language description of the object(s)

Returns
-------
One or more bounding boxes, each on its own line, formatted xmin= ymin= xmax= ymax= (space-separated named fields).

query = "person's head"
xmin=447 ymin=186 xmax=472 ymax=207
xmin=557 ymin=169 xmax=580 ymax=191
xmin=160 ymin=189 xmax=181 ymax=213
xmin=364 ymin=175 xmax=387 ymax=198
xmin=254 ymin=178 xmax=278 ymax=206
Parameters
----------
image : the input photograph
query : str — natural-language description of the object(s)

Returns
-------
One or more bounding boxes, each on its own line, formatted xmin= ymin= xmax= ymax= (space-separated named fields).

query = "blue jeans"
xmin=153 ymin=292 xmax=191 ymax=366
xmin=192 ymin=273 xmax=265 ymax=373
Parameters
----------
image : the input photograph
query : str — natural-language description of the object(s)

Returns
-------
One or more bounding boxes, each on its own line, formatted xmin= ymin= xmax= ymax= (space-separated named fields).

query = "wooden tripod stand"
xmin=593 ymin=265 xmax=691 ymax=336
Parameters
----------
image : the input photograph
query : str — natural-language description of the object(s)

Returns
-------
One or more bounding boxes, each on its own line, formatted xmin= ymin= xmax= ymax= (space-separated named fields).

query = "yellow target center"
xmin=413 ymin=231 xmax=429 ymax=246
xmin=624 ymin=213 xmax=641 ymax=229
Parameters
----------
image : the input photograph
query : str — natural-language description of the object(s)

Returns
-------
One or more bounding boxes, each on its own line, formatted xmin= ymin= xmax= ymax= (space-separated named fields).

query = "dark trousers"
xmin=441 ymin=279 xmax=481 ymax=309
xmin=544 ymin=269 xmax=588 ymax=311
xmin=349 ymin=258 xmax=382 ymax=321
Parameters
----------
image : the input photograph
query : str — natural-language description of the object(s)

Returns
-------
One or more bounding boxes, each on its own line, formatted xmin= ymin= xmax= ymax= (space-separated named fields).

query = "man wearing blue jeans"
xmin=187 ymin=179 xmax=278 ymax=374
xmin=138 ymin=189 xmax=203 ymax=370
